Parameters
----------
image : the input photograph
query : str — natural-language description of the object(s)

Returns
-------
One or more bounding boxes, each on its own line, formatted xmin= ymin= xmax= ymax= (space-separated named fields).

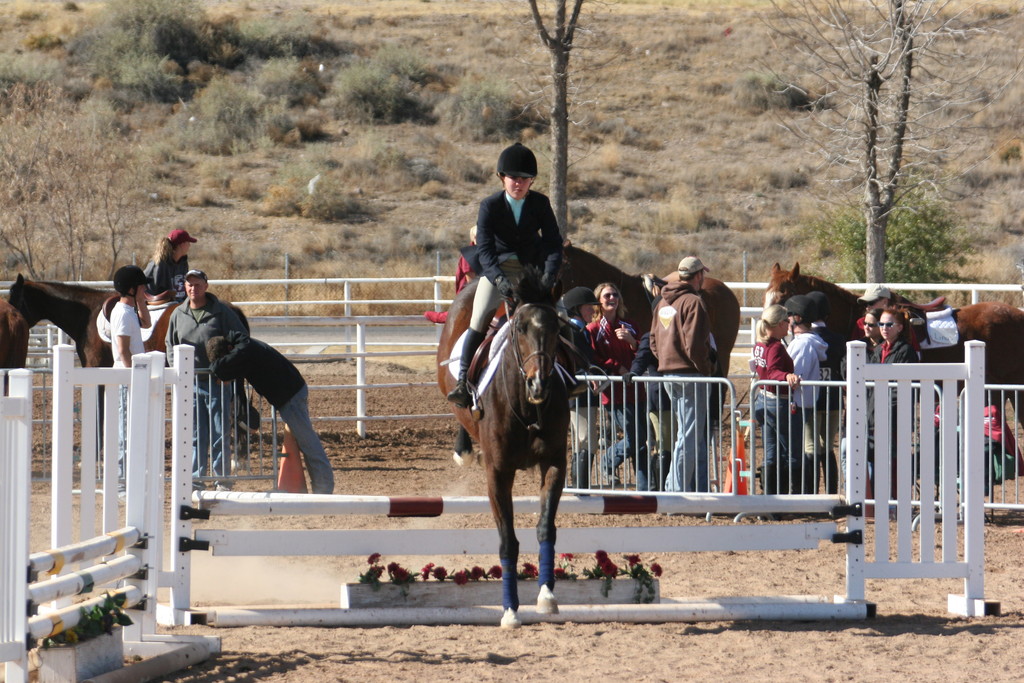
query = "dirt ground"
xmin=26 ymin=365 xmax=1024 ymax=682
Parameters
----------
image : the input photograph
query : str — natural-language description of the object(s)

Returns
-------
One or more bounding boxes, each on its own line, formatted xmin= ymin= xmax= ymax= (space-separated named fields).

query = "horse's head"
xmin=7 ymin=274 xmax=37 ymax=326
xmin=764 ymin=262 xmax=808 ymax=309
xmin=509 ymin=302 xmax=562 ymax=405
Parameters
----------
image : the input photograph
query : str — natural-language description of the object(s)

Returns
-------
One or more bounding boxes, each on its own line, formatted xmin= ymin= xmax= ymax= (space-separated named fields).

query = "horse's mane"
xmin=31 ymin=279 xmax=111 ymax=302
xmin=516 ymin=265 xmax=554 ymax=306
xmin=780 ymin=266 xmax=858 ymax=304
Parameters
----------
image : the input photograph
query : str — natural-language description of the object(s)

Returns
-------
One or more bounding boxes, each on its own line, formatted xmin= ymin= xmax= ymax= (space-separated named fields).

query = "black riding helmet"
xmin=497 ymin=143 xmax=537 ymax=178
xmin=113 ymin=265 xmax=152 ymax=296
xmin=785 ymin=294 xmax=816 ymax=323
xmin=807 ymin=291 xmax=829 ymax=320
xmin=560 ymin=286 xmax=598 ymax=317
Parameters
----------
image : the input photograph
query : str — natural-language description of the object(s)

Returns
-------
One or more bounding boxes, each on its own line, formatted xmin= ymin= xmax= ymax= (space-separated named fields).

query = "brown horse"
xmin=558 ymin=244 xmax=741 ymax=377
xmin=8 ymin=274 xmax=251 ymax=368
xmin=0 ymin=300 xmax=29 ymax=370
xmin=437 ymin=270 xmax=569 ymax=628
xmin=765 ymin=263 xmax=1024 ymax=384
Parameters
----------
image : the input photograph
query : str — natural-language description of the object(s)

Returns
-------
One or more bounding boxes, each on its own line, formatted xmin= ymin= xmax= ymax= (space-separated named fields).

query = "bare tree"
xmin=0 ymin=84 xmax=144 ymax=280
xmin=526 ymin=0 xmax=587 ymax=233
xmin=767 ymin=0 xmax=1019 ymax=281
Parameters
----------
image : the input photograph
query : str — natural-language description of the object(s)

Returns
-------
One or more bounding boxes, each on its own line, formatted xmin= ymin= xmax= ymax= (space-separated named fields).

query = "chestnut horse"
xmin=557 ymin=245 xmax=741 ymax=378
xmin=764 ymin=263 xmax=1024 ymax=384
xmin=437 ymin=270 xmax=569 ymax=628
xmin=0 ymin=300 xmax=29 ymax=369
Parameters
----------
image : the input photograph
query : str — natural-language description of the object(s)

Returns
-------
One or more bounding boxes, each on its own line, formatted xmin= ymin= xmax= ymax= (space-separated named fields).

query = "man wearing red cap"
xmin=144 ymin=228 xmax=197 ymax=302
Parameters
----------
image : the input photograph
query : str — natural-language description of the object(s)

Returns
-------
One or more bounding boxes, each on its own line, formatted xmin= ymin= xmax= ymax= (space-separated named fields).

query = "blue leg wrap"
xmin=501 ymin=559 xmax=519 ymax=611
xmin=538 ymin=540 xmax=555 ymax=590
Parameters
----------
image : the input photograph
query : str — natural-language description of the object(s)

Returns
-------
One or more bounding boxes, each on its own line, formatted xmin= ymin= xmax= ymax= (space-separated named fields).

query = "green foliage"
xmin=0 ymin=53 xmax=62 ymax=89
xmin=331 ymin=47 xmax=434 ymax=124
xmin=42 ymin=592 xmax=133 ymax=648
xmin=807 ymin=190 xmax=970 ymax=282
xmin=181 ymin=76 xmax=266 ymax=154
xmin=255 ymin=58 xmax=324 ymax=107
xmin=733 ymin=72 xmax=812 ymax=112
xmin=438 ymin=78 xmax=533 ymax=142
xmin=235 ymin=16 xmax=338 ymax=60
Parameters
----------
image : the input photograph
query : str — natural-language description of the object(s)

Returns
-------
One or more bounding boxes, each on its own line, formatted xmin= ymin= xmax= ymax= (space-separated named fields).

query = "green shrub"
xmin=330 ymin=47 xmax=434 ymax=124
xmin=733 ymin=72 xmax=811 ymax=112
xmin=806 ymin=189 xmax=970 ymax=282
xmin=437 ymin=78 xmax=534 ymax=142
xmin=180 ymin=76 xmax=266 ymax=154
xmin=0 ymin=53 xmax=62 ymax=89
xmin=255 ymin=58 xmax=324 ymax=107
xmin=235 ymin=16 xmax=340 ymax=60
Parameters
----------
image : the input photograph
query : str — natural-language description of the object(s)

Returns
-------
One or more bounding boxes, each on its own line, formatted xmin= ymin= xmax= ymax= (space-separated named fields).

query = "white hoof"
xmin=500 ymin=607 xmax=522 ymax=629
xmin=452 ymin=452 xmax=464 ymax=466
xmin=537 ymin=584 xmax=559 ymax=614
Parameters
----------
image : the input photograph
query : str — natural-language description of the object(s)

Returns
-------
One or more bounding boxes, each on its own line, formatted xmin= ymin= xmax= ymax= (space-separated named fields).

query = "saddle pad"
xmin=919 ymin=307 xmax=959 ymax=350
xmin=97 ymin=301 xmax=176 ymax=345
xmin=448 ymin=323 xmax=511 ymax=398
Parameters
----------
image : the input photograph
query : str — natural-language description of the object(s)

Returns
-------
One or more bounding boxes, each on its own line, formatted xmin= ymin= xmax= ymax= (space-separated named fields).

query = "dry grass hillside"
xmin=0 ymin=0 xmax=1021 ymax=295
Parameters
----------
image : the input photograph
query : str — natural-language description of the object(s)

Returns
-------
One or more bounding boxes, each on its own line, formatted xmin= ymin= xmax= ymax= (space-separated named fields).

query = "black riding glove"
xmin=540 ymin=272 xmax=557 ymax=291
xmin=495 ymin=275 xmax=514 ymax=299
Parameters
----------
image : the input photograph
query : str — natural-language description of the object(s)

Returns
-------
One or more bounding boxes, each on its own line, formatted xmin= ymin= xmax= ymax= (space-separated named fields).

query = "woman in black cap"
xmin=447 ymin=143 xmax=563 ymax=407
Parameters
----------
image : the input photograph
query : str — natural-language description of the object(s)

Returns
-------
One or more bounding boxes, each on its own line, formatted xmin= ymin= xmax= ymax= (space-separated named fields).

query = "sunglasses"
xmin=601 ymin=292 xmax=619 ymax=299
xmin=877 ymin=322 xmax=897 ymax=329
xmin=864 ymin=323 xmax=877 ymax=328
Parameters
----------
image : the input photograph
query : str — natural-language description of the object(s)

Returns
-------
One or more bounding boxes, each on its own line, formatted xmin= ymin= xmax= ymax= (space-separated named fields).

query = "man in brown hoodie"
xmin=650 ymin=256 xmax=714 ymax=491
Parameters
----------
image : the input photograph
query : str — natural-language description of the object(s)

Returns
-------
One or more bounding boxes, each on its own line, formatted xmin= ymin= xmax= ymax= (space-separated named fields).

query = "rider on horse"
xmin=446 ymin=143 xmax=563 ymax=408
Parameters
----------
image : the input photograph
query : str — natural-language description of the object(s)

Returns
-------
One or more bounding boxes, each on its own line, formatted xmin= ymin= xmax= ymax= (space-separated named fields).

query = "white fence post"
xmin=356 ymin=322 xmax=366 ymax=438
xmin=1 ymin=370 xmax=32 ymax=683
xmin=165 ymin=345 xmax=195 ymax=626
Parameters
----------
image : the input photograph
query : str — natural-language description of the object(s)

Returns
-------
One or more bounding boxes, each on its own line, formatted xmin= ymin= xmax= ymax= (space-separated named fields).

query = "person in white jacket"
xmin=784 ymin=295 xmax=828 ymax=494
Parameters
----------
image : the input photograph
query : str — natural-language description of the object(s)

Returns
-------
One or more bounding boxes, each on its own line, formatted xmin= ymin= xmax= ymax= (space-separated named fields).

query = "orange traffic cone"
xmin=277 ymin=425 xmax=308 ymax=493
xmin=724 ymin=430 xmax=750 ymax=495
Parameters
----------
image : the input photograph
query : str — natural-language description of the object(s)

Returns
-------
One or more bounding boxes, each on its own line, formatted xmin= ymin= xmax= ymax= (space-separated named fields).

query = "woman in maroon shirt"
xmin=750 ymin=304 xmax=801 ymax=494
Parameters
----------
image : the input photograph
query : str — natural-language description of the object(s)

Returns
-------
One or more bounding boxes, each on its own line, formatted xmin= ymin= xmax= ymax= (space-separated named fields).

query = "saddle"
xmin=900 ymin=296 xmax=947 ymax=314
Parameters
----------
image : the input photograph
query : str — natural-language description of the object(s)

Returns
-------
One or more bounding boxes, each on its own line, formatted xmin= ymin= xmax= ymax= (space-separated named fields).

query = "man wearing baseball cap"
xmin=852 ymin=284 xmax=892 ymax=340
xmin=650 ymin=256 xmax=714 ymax=492
xmin=166 ymin=268 xmax=247 ymax=489
xmin=144 ymin=229 xmax=198 ymax=302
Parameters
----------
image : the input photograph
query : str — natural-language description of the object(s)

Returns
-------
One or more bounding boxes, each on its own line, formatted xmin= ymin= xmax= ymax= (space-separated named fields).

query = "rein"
xmin=501 ymin=304 xmax=558 ymax=432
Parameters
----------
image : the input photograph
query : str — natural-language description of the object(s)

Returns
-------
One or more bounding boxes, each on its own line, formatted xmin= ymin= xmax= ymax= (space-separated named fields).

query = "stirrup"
xmin=447 ymin=380 xmax=472 ymax=408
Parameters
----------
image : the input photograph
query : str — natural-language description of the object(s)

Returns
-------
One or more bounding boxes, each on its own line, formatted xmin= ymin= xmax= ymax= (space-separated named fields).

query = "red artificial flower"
xmin=420 ymin=563 xmax=435 ymax=580
xmin=600 ymin=559 xmax=619 ymax=576
xmin=650 ymin=563 xmax=663 ymax=577
xmin=470 ymin=566 xmax=486 ymax=581
xmin=521 ymin=562 xmax=538 ymax=578
xmin=453 ymin=570 xmax=469 ymax=585
xmin=625 ymin=554 xmax=641 ymax=567
xmin=432 ymin=566 xmax=448 ymax=581
xmin=367 ymin=553 xmax=381 ymax=565
xmin=559 ymin=553 xmax=574 ymax=561
xmin=488 ymin=565 xmax=502 ymax=579
xmin=554 ymin=567 xmax=567 ymax=579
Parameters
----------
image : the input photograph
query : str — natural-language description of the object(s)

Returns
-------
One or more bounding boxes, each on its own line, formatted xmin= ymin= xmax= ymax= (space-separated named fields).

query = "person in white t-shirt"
xmin=111 ymin=266 xmax=153 ymax=367
xmin=111 ymin=266 xmax=153 ymax=482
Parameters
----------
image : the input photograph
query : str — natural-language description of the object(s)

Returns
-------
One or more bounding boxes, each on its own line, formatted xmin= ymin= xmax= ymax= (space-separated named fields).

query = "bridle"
xmin=501 ymin=303 xmax=559 ymax=431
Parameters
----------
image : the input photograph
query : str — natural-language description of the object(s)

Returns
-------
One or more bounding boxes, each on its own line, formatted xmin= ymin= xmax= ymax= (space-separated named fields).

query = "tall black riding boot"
xmin=447 ymin=328 xmax=486 ymax=408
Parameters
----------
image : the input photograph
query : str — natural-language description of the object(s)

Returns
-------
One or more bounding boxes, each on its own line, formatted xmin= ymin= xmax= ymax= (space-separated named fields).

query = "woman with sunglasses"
xmin=588 ymin=282 xmax=648 ymax=488
xmin=862 ymin=308 xmax=884 ymax=351
xmin=866 ymin=308 xmax=918 ymax=505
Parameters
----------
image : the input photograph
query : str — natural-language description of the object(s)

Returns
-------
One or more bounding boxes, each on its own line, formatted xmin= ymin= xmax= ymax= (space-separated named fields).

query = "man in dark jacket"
xmin=207 ymin=332 xmax=335 ymax=494
xmin=807 ymin=290 xmax=845 ymax=494
xmin=650 ymin=256 xmax=714 ymax=492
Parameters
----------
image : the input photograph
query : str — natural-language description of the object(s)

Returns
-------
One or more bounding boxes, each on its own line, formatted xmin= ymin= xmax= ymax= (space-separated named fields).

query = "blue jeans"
xmin=665 ymin=380 xmax=709 ymax=492
xmin=753 ymin=393 xmax=802 ymax=494
xmin=278 ymin=385 xmax=335 ymax=494
xmin=194 ymin=375 xmax=232 ymax=480
xmin=602 ymin=403 xmax=649 ymax=490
